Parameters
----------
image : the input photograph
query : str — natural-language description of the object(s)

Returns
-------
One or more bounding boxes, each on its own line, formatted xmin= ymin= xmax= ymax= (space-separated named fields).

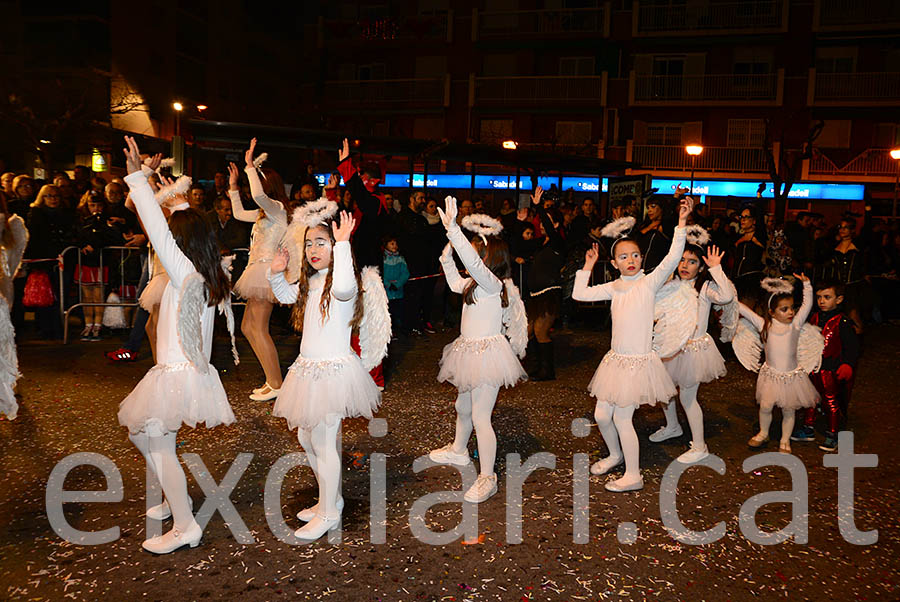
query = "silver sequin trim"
xmin=447 ymin=334 xmax=507 ymax=354
xmin=681 ymin=334 xmax=714 ymax=354
xmin=759 ymin=362 xmax=806 ymax=383
xmin=600 ymin=351 xmax=656 ymax=371
xmin=288 ymin=355 xmax=354 ymax=380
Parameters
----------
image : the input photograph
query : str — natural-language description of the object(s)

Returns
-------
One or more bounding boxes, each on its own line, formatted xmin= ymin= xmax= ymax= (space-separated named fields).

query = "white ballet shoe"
xmin=428 ymin=444 xmax=471 ymax=466
xmin=249 ymin=384 xmax=280 ymax=402
xmin=590 ymin=455 xmax=624 ymax=475
xmin=604 ymin=475 xmax=644 ymax=492
xmin=649 ymin=424 xmax=684 ymax=443
xmin=463 ymin=473 xmax=498 ymax=503
xmin=293 ymin=513 xmax=341 ymax=541
xmin=141 ymin=520 xmax=202 ymax=554
xmin=296 ymin=497 xmax=344 ymax=523
xmin=145 ymin=497 xmax=193 ymax=521
xmin=676 ymin=443 xmax=709 ymax=464
xmin=252 ymin=383 xmax=268 ymax=395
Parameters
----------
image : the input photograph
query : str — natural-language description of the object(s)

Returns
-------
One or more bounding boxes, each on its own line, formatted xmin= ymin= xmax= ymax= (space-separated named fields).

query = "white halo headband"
xmin=761 ymin=276 xmax=794 ymax=307
xmin=461 ymin=213 xmax=503 ymax=246
xmin=601 ymin=216 xmax=637 ymax=255
xmin=154 ymin=175 xmax=192 ymax=205
xmin=294 ymin=197 xmax=339 ymax=229
xmin=685 ymin=224 xmax=710 ymax=247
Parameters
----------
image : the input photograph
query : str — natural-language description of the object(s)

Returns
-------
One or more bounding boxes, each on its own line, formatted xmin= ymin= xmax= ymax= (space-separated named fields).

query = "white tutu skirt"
xmin=138 ymin=274 xmax=169 ymax=311
xmin=756 ymin=363 xmax=820 ymax=410
xmin=438 ymin=334 xmax=527 ymax=393
xmin=118 ymin=362 xmax=235 ymax=434
xmin=664 ymin=333 xmax=727 ymax=388
xmin=274 ymin=353 xmax=381 ymax=431
xmin=588 ymin=350 xmax=677 ymax=408
xmin=233 ymin=261 xmax=276 ymax=303
xmin=0 ymin=384 xmax=17 ymax=420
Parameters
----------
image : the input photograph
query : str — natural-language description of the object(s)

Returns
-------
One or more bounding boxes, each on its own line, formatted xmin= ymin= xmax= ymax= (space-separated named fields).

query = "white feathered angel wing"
xmin=653 ymin=279 xmax=699 ymax=359
xmin=732 ymin=317 xmax=763 ymax=373
xmin=218 ymin=255 xmax=239 ymax=366
xmin=716 ymin=294 xmax=740 ymax=343
xmin=502 ymin=279 xmax=528 ymax=359
xmin=0 ymin=295 xmax=19 ymax=420
xmin=798 ymin=323 xmax=824 ymax=374
xmin=358 ymin=266 xmax=391 ymax=371
xmin=4 ymin=215 xmax=28 ymax=278
xmin=284 ymin=212 xmax=308 ymax=284
xmin=177 ymin=272 xmax=209 ymax=374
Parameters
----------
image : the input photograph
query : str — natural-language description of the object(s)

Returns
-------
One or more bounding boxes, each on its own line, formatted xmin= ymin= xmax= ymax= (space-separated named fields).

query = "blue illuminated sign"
xmin=320 ymin=173 xmax=864 ymax=200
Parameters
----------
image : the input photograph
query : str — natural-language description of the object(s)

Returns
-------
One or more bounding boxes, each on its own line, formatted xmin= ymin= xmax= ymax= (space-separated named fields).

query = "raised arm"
xmin=701 ymin=246 xmax=734 ymax=304
xmin=793 ymin=276 xmax=813 ymax=327
xmin=122 ymin=138 xmax=194 ymax=289
xmin=227 ymin=162 xmax=258 ymax=223
xmin=330 ymin=212 xmax=358 ymax=302
xmin=439 ymin=243 xmax=467 ymax=294
xmin=738 ymin=302 xmax=765 ymax=332
xmin=267 ymin=247 xmax=298 ymax=304
xmin=646 ymin=197 xmax=693 ymax=290
xmin=571 ymin=241 xmax=614 ymax=301
xmin=243 ymin=139 xmax=286 ymax=223
xmin=337 ymin=139 xmax=381 ymax=217
xmin=438 ymin=197 xmax=502 ymax=294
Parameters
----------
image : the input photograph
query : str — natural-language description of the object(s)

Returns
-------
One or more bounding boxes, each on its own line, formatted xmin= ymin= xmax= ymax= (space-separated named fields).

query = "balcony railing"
xmin=475 ymin=7 xmax=606 ymax=39
xmin=634 ymin=0 xmax=785 ymax=35
xmin=809 ymin=148 xmax=900 ymax=177
xmin=323 ymin=78 xmax=447 ymax=107
xmin=631 ymin=72 xmax=781 ymax=104
xmin=630 ymin=145 xmax=770 ymax=173
xmin=475 ymin=75 xmax=606 ymax=105
xmin=322 ymin=14 xmax=450 ymax=43
xmin=811 ymin=71 xmax=900 ymax=105
xmin=815 ymin=0 xmax=900 ymax=30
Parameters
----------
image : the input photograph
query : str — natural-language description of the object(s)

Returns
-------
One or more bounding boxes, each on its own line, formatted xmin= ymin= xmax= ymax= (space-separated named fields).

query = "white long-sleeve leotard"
xmin=230 ymin=167 xmax=287 ymax=265
xmin=689 ymin=264 xmax=734 ymax=339
xmin=739 ymin=280 xmax=813 ymax=372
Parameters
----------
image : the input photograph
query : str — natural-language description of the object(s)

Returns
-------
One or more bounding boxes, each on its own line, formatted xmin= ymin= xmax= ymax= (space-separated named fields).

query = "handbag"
xmin=23 ymin=269 xmax=56 ymax=308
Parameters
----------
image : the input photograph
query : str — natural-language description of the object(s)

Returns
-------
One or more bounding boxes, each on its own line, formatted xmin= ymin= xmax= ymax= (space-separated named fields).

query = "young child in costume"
xmin=650 ymin=225 xmax=737 ymax=463
xmin=790 ymin=280 xmax=859 ymax=452
xmin=428 ymin=196 xmax=527 ymax=503
xmin=118 ymin=137 xmax=238 ymax=554
xmin=733 ymin=275 xmax=823 ymax=453
xmin=0 ymin=202 xmax=28 ymax=420
xmin=572 ymin=196 xmax=693 ymax=492
xmin=228 ymin=138 xmax=290 ymax=401
xmin=382 ymin=234 xmax=410 ymax=336
xmin=267 ymin=200 xmax=389 ymax=541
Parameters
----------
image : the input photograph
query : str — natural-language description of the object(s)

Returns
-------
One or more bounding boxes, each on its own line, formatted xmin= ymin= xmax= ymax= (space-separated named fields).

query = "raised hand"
xmin=270 ymin=247 xmax=289 ymax=273
xmin=793 ymin=272 xmax=810 ymax=282
xmin=584 ymin=242 xmax=599 ymax=270
xmin=674 ymin=183 xmax=689 ymax=198
xmin=332 ymin=210 xmax=355 ymax=242
xmin=531 ymin=185 xmax=543 ymax=206
xmin=703 ymin=244 xmax=724 ymax=268
xmin=144 ymin=153 xmax=163 ymax=172
xmin=227 ymin=162 xmax=240 ymax=190
xmin=122 ymin=136 xmax=143 ymax=175
xmin=678 ymin=196 xmax=694 ymax=226
xmin=339 ymin=138 xmax=350 ymax=163
xmin=516 ymin=207 xmax=529 ymax=221
xmin=244 ymin=137 xmax=257 ymax=168
xmin=436 ymin=196 xmax=458 ymax=229
xmin=325 ymin=173 xmax=339 ymax=189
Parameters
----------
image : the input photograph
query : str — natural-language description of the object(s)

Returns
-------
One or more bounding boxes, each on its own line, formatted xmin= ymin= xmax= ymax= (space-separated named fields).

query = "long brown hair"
xmin=290 ymin=221 xmax=364 ymax=332
xmin=760 ymin=290 xmax=794 ymax=343
xmin=258 ymin=168 xmax=289 ymax=203
xmin=462 ymin=235 xmax=511 ymax=308
xmin=168 ymin=209 xmax=232 ymax=306
xmin=675 ymin=244 xmax=712 ymax=293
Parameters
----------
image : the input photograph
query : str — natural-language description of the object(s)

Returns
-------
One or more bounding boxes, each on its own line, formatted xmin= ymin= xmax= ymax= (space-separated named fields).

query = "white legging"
xmin=450 ymin=384 xmax=501 ymax=477
xmin=662 ymin=383 xmax=705 ymax=448
xmin=129 ymin=430 xmax=194 ymax=532
xmin=759 ymin=406 xmax=796 ymax=443
xmin=594 ymin=402 xmax=640 ymax=481
xmin=297 ymin=415 xmax=342 ymax=518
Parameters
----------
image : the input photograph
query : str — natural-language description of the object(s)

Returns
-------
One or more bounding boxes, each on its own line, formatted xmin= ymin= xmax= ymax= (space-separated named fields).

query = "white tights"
xmin=594 ymin=402 xmax=640 ymax=481
xmin=450 ymin=384 xmax=501 ymax=476
xmin=297 ymin=415 xmax=342 ymax=518
xmin=662 ymin=384 xmax=705 ymax=448
xmin=129 ymin=430 xmax=194 ymax=532
xmin=758 ymin=406 xmax=796 ymax=444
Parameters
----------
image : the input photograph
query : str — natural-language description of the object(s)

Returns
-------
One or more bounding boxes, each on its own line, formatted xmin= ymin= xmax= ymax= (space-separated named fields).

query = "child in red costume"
xmin=791 ymin=280 xmax=859 ymax=452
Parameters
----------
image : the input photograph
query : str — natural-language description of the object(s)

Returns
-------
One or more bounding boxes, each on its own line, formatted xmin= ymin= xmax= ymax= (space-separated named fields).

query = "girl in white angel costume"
xmin=733 ymin=274 xmax=822 ymax=454
xmin=428 ymin=197 xmax=528 ymax=504
xmin=267 ymin=200 xmax=389 ymax=541
xmin=572 ymin=196 xmax=692 ymax=492
xmin=0 ymin=202 xmax=28 ymax=420
xmin=649 ymin=225 xmax=738 ymax=464
xmin=118 ymin=137 xmax=238 ymax=554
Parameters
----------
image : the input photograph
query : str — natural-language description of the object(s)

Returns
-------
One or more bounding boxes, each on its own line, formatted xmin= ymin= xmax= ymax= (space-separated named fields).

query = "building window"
xmin=727 ymin=119 xmax=766 ymax=147
xmin=480 ymin=119 xmax=514 ymax=143
xmin=556 ymin=121 xmax=592 ymax=145
xmin=817 ymin=120 xmax=852 ymax=149
xmin=815 ymin=48 xmax=857 ymax=73
xmin=646 ymin=124 xmax=682 ymax=146
xmin=559 ymin=57 xmax=595 ymax=76
xmin=874 ymin=123 xmax=900 ymax=147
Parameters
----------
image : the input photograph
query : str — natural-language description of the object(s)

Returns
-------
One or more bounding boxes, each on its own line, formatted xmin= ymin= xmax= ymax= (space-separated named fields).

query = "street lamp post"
xmin=685 ymin=145 xmax=704 ymax=195
xmin=891 ymin=149 xmax=900 ymax=219
xmin=172 ymin=101 xmax=184 ymax=136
